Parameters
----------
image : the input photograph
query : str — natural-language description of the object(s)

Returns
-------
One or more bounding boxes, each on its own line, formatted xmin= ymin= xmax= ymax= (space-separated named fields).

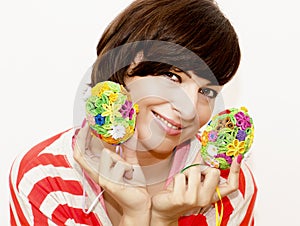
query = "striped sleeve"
xmin=9 ymin=130 xmax=103 ymax=226
xmin=178 ymin=163 xmax=257 ymax=226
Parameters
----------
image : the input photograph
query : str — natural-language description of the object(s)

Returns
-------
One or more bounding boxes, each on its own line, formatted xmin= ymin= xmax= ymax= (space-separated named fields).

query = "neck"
xmin=90 ymin=134 xmax=174 ymax=165
xmin=121 ymin=143 xmax=174 ymax=186
xmin=90 ymin=135 xmax=175 ymax=186
xmin=122 ymin=139 xmax=176 ymax=166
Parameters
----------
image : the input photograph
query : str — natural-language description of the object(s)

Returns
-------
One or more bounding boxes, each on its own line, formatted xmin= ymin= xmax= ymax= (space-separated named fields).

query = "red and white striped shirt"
xmin=9 ymin=129 xmax=257 ymax=225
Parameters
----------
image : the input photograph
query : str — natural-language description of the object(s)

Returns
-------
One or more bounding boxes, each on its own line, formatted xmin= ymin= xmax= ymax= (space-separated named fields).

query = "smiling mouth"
xmin=152 ymin=111 xmax=182 ymax=131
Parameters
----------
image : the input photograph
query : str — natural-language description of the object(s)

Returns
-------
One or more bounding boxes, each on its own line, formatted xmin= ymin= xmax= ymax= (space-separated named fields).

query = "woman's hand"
xmin=151 ymin=152 xmax=242 ymax=226
xmin=73 ymin=123 xmax=151 ymax=225
xmin=151 ymin=163 xmax=220 ymax=225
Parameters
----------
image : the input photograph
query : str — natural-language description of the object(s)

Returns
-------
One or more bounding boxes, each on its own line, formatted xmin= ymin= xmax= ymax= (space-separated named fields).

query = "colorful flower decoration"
xmin=85 ymin=81 xmax=139 ymax=144
xmin=200 ymin=107 xmax=254 ymax=169
xmin=208 ymin=131 xmax=218 ymax=142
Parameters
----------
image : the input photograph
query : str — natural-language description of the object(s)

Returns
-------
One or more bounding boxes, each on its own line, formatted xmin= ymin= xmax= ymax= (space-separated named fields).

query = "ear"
xmin=127 ymin=51 xmax=144 ymax=75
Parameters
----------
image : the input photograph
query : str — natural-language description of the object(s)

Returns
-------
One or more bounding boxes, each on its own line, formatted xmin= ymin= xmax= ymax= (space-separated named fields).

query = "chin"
xmin=139 ymin=134 xmax=182 ymax=154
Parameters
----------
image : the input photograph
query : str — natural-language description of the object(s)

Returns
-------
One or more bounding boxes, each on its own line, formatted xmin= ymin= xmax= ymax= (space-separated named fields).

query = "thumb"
xmin=225 ymin=154 xmax=242 ymax=190
xmin=212 ymin=154 xmax=242 ymax=202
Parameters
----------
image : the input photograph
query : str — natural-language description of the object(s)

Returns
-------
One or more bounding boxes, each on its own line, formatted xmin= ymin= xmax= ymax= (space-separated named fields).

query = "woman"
xmin=9 ymin=0 xmax=257 ymax=225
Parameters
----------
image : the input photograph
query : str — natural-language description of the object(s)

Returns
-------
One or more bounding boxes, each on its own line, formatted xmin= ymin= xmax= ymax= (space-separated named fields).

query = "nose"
xmin=171 ymin=83 xmax=198 ymax=121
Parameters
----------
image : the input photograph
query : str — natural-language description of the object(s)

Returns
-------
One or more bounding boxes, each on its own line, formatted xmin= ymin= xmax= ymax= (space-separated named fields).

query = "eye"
xmin=162 ymin=72 xmax=182 ymax=83
xmin=199 ymin=87 xmax=218 ymax=99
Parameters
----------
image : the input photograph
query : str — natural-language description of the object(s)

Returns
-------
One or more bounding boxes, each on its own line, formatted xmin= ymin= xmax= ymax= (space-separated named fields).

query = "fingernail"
xmin=81 ymin=118 xmax=87 ymax=128
xmin=124 ymin=169 xmax=134 ymax=180
xmin=237 ymin=154 xmax=243 ymax=164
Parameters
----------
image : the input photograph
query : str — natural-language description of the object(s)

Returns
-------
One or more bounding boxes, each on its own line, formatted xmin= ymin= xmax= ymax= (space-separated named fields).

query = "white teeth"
xmin=154 ymin=113 xmax=179 ymax=130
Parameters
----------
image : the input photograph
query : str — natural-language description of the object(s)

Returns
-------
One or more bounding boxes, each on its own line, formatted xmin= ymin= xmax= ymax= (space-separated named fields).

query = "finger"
xmin=85 ymin=128 xmax=92 ymax=150
xmin=99 ymin=148 xmax=114 ymax=177
xmin=172 ymin=173 xmax=187 ymax=201
xmin=185 ymin=166 xmax=201 ymax=200
xmin=73 ymin=139 xmax=99 ymax=182
xmin=74 ymin=123 xmax=90 ymax=154
xmin=198 ymin=205 xmax=212 ymax=215
xmin=191 ymin=152 xmax=209 ymax=172
xmin=212 ymin=155 xmax=242 ymax=202
xmin=73 ymin=125 xmax=89 ymax=163
xmin=111 ymin=161 xmax=132 ymax=182
xmin=226 ymin=154 xmax=242 ymax=189
xmin=95 ymin=149 xmax=122 ymax=192
xmin=100 ymin=148 xmax=134 ymax=183
xmin=111 ymin=152 xmax=133 ymax=180
xmin=73 ymin=147 xmax=97 ymax=179
xmin=198 ymin=167 xmax=220 ymax=206
xmin=123 ymin=168 xmax=134 ymax=180
xmin=109 ymin=150 xmax=133 ymax=181
xmin=104 ymin=147 xmax=134 ymax=169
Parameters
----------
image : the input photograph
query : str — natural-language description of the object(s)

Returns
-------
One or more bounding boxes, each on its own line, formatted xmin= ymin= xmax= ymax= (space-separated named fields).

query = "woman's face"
xmin=125 ymin=69 xmax=222 ymax=154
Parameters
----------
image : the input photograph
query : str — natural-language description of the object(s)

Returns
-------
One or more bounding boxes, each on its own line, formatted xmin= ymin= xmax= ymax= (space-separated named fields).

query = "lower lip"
xmin=152 ymin=113 xmax=182 ymax=136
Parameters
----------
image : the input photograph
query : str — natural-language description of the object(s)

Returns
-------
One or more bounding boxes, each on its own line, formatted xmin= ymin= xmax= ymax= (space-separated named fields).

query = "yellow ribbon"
xmin=215 ymin=187 xmax=224 ymax=226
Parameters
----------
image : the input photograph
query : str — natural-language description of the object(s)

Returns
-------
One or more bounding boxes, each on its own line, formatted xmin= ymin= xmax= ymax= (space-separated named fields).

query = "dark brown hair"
xmin=91 ymin=0 xmax=240 ymax=86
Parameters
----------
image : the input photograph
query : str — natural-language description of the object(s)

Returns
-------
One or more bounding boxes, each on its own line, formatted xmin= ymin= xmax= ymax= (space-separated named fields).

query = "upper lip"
xmin=152 ymin=111 xmax=183 ymax=129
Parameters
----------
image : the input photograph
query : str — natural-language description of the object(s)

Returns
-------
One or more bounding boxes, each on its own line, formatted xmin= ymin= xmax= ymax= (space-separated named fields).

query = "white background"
xmin=1 ymin=0 xmax=299 ymax=225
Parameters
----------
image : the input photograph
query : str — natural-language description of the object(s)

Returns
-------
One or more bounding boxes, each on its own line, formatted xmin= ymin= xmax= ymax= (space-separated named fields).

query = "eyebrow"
xmin=172 ymin=67 xmax=220 ymax=86
xmin=172 ymin=67 xmax=191 ymax=78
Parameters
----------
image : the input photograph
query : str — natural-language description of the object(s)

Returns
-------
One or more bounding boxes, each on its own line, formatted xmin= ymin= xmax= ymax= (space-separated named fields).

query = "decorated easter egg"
xmin=200 ymin=107 xmax=254 ymax=169
xmin=85 ymin=81 xmax=138 ymax=144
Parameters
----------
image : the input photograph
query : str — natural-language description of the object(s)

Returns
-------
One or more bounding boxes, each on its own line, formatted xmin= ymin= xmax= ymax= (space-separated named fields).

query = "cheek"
xmin=199 ymin=114 xmax=211 ymax=128
xmin=134 ymin=104 xmax=159 ymax=139
xmin=135 ymin=107 xmax=150 ymax=133
xmin=198 ymin=104 xmax=214 ymax=128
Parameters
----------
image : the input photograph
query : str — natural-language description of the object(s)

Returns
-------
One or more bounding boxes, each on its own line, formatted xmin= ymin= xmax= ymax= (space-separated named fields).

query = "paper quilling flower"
xmin=200 ymin=107 xmax=254 ymax=169
xmin=85 ymin=81 xmax=139 ymax=144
